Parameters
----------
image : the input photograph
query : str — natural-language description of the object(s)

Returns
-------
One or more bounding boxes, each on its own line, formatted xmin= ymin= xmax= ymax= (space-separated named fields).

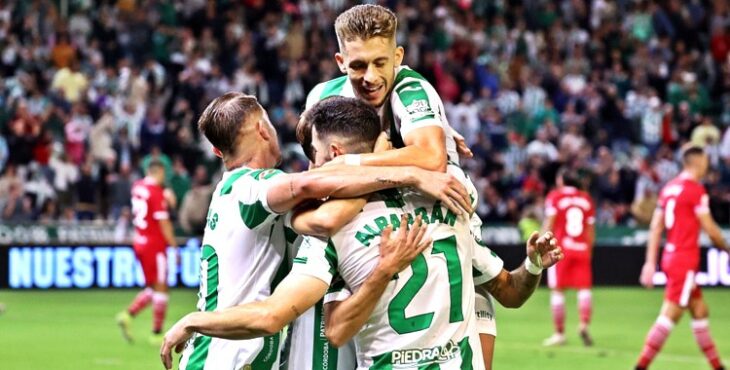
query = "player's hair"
xmin=198 ymin=92 xmax=262 ymax=157
xmin=147 ymin=160 xmax=164 ymax=174
xmin=296 ymin=111 xmax=314 ymax=162
xmin=557 ymin=167 xmax=582 ymax=189
xmin=334 ymin=4 xmax=397 ymax=50
xmin=301 ymin=96 xmax=382 ymax=160
xmin=681 ymin=144 xmax=705 ymax=165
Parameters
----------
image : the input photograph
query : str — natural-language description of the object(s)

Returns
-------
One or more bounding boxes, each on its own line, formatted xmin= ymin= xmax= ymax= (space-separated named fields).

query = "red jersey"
xmin=657 ymin=172 xmax=709 ymax=265
xmin=131 ymin=177 xmax=169 ymax=249
xmin=545 ymin=186 xmax=595 ymax=252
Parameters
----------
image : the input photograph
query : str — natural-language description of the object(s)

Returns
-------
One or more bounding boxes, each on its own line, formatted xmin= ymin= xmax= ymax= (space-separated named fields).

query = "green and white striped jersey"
xmin=290 ymin=189 xmax=503 ymax=370
xmin=305 ymin=65 xmax=459 ymax=164
xmin=179 ymin=167 xmax=294 ymax=370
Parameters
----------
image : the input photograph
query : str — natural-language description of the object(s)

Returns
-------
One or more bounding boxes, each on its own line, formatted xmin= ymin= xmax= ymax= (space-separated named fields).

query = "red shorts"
xmin=548 ymin=251 xmax=592 ymax=289
xmin=133 ymin=244 xmax=167 ymax=286
xmin=662 ymin=263 xmax=702 ymax=307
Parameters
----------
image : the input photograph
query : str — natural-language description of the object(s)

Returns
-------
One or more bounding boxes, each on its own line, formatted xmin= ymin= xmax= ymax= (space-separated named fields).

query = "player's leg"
xmin=577 ymin=254 xmax=593 ymax=346
xmin=475 ymin=292 xmax=497 ymax=370
xmin=636 ymin=267 xmax=690 ymax=370
xmin=544 ymin=258 xmax=567 ymax=346
xmin=688 ymin=294 xmax=725 ymax=370
xmin=150 ymin=251 xmax=169 ymax=344
xmin=116 ymin=248 xmax=155 ymax=342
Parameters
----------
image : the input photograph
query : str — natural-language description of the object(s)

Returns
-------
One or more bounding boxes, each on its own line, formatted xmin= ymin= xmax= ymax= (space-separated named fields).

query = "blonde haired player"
xmin=303 ymin=4 xmax=503 ymax=369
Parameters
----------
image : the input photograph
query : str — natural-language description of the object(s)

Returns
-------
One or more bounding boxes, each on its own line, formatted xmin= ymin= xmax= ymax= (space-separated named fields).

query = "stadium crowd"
xmin=1 ymin=0 xmax=730 ymax=233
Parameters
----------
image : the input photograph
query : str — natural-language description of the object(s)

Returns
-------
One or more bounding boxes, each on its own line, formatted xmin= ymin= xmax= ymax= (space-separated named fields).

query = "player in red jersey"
xmin=636 ymin=146 xmax=728 ymax=370
xmin=542 ymin=168 xmax=595 ymax=347
xmin=116 ymin=160 xmax=178 ymax=345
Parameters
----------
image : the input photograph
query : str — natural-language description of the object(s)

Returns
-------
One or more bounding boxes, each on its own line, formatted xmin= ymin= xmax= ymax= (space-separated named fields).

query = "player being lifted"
xmin=117 ymin=161 xmax=178 ymax=345
xmin=161 ymin=96 xmax=564 ymax=370
xmin=542 ymin=168 xmax=596 ymax=347
xmin=636 ymin=146 xmax=729 ymax=370
xmin=304 ymin=4 xmax=500 ymax=369
xmin=170 ymin=92 xmax=471 ymax=370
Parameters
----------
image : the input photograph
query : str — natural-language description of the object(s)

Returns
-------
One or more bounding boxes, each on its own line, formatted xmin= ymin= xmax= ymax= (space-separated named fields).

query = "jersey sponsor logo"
xmin=391 ymin=340 xmax=460 ymax=366
xmin=405 ymin=99 xmax=433 ymax=118
xmin=476 ymin=309 xmax=494 ymax=321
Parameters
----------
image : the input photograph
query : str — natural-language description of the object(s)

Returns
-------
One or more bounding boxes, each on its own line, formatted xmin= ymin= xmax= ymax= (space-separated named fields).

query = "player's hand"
xmin=526 ymin=231 xmax=563 ymax=269
xmin=373 ymin=132 xmax=392 ymax=153
xmin=160 ymin=315 xmax=194 ymax=369
xmin=413 ymin=170 xmax=472 ymax=216
xmin=376 ymin=214 xmax=431 ymax=277
xmin=452 ymin=129 xmax=473 ymax=158
xmin=640 ymin=262 xmax=656 ymax=288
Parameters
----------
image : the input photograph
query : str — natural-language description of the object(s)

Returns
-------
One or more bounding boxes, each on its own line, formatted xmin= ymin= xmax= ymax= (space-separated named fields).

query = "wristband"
xmin=343 ymin=154 xmax=362 ymax=166
xmin=525 ymin=257 xmax=543 ymax=275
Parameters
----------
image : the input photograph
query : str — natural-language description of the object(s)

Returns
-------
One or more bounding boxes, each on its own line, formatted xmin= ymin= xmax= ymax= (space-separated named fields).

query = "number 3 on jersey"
xmin=388 ymin=236 xmax=463 ymax=334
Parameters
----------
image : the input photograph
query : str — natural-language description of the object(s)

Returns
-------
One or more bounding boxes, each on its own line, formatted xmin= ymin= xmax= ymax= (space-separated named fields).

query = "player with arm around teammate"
xmin=117 ymin=160 xmax=179 ymax=345
xmin=636 ymin=145 xmax=729 ymax=370
xmin=306 ymin=5 xmax=498 ymax=367
xmin=166 ymin=92 xmax=470 ymax=370
xmin=542 ymin=168 xmax=596 ymax=347
xmin=160 ymin=96 xmax=563 ymax=369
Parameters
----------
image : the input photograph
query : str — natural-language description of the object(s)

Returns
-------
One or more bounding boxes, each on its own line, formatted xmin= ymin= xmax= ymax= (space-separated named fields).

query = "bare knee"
xmin=689 ymin=298 xmax=709 ymax=319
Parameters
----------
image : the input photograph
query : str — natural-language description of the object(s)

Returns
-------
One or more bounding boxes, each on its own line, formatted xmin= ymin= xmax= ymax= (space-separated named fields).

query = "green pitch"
xmin=0 ymin=288 xmax=727 ymax=370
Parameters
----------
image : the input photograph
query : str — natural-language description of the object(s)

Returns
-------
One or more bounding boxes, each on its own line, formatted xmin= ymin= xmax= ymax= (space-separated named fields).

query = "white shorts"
xmin=475 ymin=292 xmax=497 ymax=337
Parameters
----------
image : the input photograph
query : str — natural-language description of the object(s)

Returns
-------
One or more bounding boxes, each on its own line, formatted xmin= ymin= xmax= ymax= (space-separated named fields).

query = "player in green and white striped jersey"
xmin=161 ymin=96 xmax=563 ymax=370
xmin=171 ymin=93 xmax=474 ymax=370
xmin=304 ymin=4 xmax=497 ymax=368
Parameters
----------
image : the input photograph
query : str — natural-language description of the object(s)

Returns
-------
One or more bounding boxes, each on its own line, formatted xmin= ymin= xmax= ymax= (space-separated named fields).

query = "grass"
xmin=0 ymin=288 xmax=728 ymax=369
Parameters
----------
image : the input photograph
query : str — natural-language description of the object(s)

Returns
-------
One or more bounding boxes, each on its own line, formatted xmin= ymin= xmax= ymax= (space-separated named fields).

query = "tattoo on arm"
xmin=290 ymin=305 xmax=301 ymax=317
xmin=289 ymin=179 xmax=297 ymax=200
xmin=484 ymin=266 xmax=540 ymax=308
xmin=375 ymin=177 xmax=403 ymax=186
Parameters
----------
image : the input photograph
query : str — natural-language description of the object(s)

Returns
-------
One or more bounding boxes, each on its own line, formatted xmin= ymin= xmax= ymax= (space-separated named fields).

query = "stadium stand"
xmin=0 ymin=0 xmax=729 ymax=232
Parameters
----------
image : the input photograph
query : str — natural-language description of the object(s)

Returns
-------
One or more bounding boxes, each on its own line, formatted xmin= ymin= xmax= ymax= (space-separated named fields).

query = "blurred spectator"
xmin=0 ymin=0 xmax=727 ymax=228
xmin=179 ymin=165 xmax=214 ymax=235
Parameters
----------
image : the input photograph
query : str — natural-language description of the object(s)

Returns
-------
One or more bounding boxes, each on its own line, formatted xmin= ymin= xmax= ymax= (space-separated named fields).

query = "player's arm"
xmin=542 ymin=214 xmax=555 ymax=234
xmin=323 ymin=215 xmax=431 ymax=347
xmin=478 ymin=232 xmax=563 ymax=308
xmin=640 ymin=209 xmax=665 ymax=288
xmin=698 ymin=213 xmax=729 ymax=252
xmin=158 ymin=218 xmax=177 ymax=248
xmin=267 ymin=164 xmax=471 ymax=216
xmin=290 ymin=197 xmax=368 ymax=237
xmin=356 ymin=126 xmax=448 ymax=172
xmin=160 ymin=274 xmax=328 ymax=369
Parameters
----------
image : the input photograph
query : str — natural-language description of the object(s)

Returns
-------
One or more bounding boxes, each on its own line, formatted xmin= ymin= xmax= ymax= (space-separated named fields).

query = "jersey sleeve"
xmin=233 ymin=169 xmax=287 ymax=230
xmin=305 ymin=82 xmax=326 ymax=110
xmin=290 ymin=236 xmax=338 ymax=286
xmin=391 ymin=78 xmax=445 ymax=139
xmin=150 ymin=187 xmax=169 ymax=221
xmin=694 ymin=186 xmax=710 ymax=215
xmin=472 ymin=237 xmax=505 ymax=285
xmin=323 ymin=276 xmax=352 ymax=304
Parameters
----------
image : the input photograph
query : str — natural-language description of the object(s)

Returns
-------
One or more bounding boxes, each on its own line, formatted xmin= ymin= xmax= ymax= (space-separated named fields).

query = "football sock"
xmin=152 ymin=292 xmax=169 ymax=334
xmin=578 ymin=289 xmax=592 ymax=330
xmin=637 ymin=315 xmax=674 ymax=368
xmin=551 ymin=291 xmax=565 ymax=334
xmin=691 ymin=319 xmax=723 ymax=369
xmin=128 ymin=287 xmax=154 ymax=316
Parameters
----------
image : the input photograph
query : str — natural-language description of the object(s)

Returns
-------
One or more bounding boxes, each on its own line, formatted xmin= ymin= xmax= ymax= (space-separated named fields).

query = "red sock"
xmin=578 ymin=289 xmax=592 ymax=328
xmin=152 ymin=292 xmax=168 ymax=334
xmin=638 ymin=316 xmax=674 ymax=368
xmin=128 ymin=288 xmax=153 ymax=316
xmin=551 ymin=291 xmax=565 ymax=334
xmin=692 ymin=319 xmax=723 ymax=369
